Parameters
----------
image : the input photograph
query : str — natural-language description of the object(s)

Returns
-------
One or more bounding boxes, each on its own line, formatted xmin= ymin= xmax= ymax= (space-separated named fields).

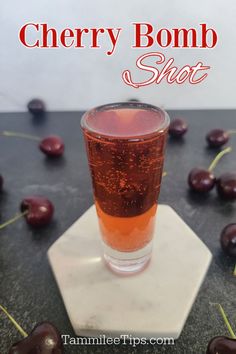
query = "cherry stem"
xmin=228 ymin=130 xmax=236 ymax=135
xmin=233 ymin=265 xmax=236 ymax=277
xmin=1 ymin=131 xmax=41 ymax=141
xmin=0 ymin=305 xmax=28 ymax=338
xmin=208 ymin=146 xmax=232 ymax=172
xmin=211 ymin=303 xmax=236 ymax=339
xmin=0 ymin=210 xmax=28 ymax=230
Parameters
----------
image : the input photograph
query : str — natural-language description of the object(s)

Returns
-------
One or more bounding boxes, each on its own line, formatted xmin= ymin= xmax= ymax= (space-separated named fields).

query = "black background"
xmin=0 ymin=110 xmax=236 ymax=353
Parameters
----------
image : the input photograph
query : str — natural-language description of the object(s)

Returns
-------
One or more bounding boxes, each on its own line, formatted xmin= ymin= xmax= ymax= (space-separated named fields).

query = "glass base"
xmin=103 ymin=241 xmax=153 ymax=274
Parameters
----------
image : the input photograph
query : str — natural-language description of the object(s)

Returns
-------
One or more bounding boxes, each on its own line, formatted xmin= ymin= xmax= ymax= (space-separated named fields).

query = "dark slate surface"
xmin=0 ymin=110 xmax=235 ymax=354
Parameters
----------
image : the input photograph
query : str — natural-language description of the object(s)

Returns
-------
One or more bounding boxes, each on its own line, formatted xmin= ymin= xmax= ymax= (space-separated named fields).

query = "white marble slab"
xmin=48 ymin=204 xmax=212 ymax=339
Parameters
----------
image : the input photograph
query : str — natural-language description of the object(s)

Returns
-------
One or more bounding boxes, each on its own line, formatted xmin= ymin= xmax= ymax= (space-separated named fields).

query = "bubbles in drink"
xmin=82 ymin=105 xmax=168 ymax=252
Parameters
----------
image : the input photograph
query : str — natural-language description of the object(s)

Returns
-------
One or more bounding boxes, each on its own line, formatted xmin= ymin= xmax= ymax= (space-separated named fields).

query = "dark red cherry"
xmin=188 ymin=147 xmax=231 ymax=194
xmin=9 ymin=322 xmax=63 ymax=354
xmin=206 ymin=336 xmax=236 ymax=354
xmin=206 ymin=129 xmax=229 ymax=148
xmin=0 ymin=174 xmax=3 ymax=191
xmin=220 ymin=223 xmax=236 ymax=257
xmin=217 ymin=173 xmax=236 ymax=200
xmin=169 ymin=118 xmax=188 ymax=137
xmin=188 ymin=168 xmax=216 ymax=193
xmin=39 ymin=136 xmax=64 ymax=157
xmin=27 ymin=99 xmax=45 ymax=115
xmin=21 ymin=196 xmax=54 ymax=227
xmin=128 ymin=98 xmax=140 ymax=102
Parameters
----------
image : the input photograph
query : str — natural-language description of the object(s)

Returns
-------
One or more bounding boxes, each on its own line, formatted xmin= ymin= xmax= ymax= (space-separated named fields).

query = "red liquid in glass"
xmin=83 ymin=108 xmax=168 ymax=252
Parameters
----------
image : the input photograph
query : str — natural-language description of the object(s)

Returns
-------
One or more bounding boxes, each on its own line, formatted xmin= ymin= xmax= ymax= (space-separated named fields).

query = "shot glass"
xmin=81 ymin=102 xmax=169 ymax=274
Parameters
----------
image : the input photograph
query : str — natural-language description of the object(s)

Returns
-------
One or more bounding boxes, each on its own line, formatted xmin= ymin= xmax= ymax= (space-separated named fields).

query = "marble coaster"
xmin=48 ymin=205 xmax=212 ymax=339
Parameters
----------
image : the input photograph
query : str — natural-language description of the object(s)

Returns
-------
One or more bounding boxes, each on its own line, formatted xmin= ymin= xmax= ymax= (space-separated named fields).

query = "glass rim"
xmin=80 ymin=102 xmax=170 ymax=141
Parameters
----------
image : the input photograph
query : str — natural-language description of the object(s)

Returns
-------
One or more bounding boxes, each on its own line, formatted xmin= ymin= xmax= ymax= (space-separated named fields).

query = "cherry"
xmin=206 ymin=129 xmax=236 ymax=148
xmin=188 ymin=147 xmax=232 ymax=193
xmin=168 ymin=118 xmax=188 ymax=137
xmin=9 ymin=322 xmax=63 ymax=354
xmin=217 ymin=173 xmax=236 ymax=200
xmin=206 ymin=129 xmax=229 ymax=148
xmin=0 ymin=197 xmax=54 ymax=230
xmin=128 ymin=98 xmax=140 ymax=102
xmin=39 ymin=136 xmax=65 ymax=157
xmin=188 ymin=168 xmax=215 ymax=193
xmin=0 ymin=305 xmax=63 ymax=354
xmin=21 ymin=196 xmax=54 ymax=227
xmin=206 ymin=336 xmax=236 ymax=354
xmin=206 ymin=304 xmax=236 ymax=354
xmin=0 ymin=174 xmax=3 ymax=191
xmin=220 ymin=224 xmax=236 ymax=257
xmin=27 ymin=99 xmax=45 ymax=115
xmin=1 ymin=131 xmax=65 ymax=157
